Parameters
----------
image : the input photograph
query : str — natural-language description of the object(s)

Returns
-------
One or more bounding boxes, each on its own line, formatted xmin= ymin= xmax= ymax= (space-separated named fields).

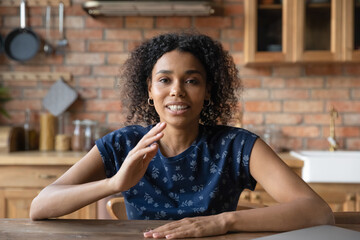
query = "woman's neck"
xmin=159 ymin=122 xmax=199 ymax=157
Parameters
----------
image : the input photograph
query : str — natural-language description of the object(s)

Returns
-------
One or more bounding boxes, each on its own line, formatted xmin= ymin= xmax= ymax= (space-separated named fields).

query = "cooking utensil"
xmin=4 ymin=0 xmax=40 ymax=62
xmin=43 ymin=5 xmax=53 ymax=55
xmin=55 ymin=2 xmax=68 ymax=55
xmin=42 ymin=78 xmax=78 ymax=116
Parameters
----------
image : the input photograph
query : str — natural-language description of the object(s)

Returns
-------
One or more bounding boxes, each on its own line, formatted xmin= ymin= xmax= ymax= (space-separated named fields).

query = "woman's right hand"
xmin=109 ymin=122 xmax=166 ymax=193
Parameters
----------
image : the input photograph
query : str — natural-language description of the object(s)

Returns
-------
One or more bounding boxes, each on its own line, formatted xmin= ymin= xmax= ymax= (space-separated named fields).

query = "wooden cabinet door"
xmin=293 ymin=0 xmax=342 ymax=62
xmin=342 ymin=0 xmax=360 ymax=61
xmin=244 ymin=0 xmax=294 ymax=64
xmin=0 ymin=188 xmax=97 ymax=219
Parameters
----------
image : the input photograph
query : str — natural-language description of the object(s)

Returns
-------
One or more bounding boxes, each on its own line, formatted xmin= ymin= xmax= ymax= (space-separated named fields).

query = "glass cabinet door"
xmin=244 ymin=0 xmax=294 ymax=64
xmin=343 ymin=0 xmax=360 ymax=61
xmin=293 ymin=0 xmax=342 ymax=62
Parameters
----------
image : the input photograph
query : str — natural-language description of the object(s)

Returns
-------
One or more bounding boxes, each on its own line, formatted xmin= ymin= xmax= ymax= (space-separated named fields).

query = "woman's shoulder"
xmin=203 ymin=125 xmax=258 ymax=139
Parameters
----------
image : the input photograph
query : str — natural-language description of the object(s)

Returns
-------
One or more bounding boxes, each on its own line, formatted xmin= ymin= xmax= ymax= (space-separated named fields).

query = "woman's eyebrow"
xmin=155 ymin=69 xmax=203 ymax=75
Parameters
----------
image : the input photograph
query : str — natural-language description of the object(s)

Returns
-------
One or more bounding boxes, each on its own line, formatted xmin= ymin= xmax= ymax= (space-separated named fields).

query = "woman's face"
xmin=148 ymin=50 xmax=210 ymax=128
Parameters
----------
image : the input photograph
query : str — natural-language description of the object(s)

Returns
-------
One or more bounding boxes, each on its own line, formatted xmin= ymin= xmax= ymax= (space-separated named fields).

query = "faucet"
xmin=328 ymin=106 xmax=338 ymax=151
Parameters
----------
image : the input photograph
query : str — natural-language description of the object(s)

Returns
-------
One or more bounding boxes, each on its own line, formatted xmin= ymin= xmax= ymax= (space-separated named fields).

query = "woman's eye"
xmin=159 ymin=78 xmax=169 ymax=83
xmin=186 ymin=79 xmax=197 ymax=84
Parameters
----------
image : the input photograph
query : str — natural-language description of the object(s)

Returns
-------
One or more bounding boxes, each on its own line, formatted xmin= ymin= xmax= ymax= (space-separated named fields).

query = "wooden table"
xmin=0 ymin=218 xmax=359 ymax=240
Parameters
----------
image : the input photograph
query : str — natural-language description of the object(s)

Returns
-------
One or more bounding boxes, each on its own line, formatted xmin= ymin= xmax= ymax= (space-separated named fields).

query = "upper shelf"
xmin=82 ymin=1 xmax=216 ymax=17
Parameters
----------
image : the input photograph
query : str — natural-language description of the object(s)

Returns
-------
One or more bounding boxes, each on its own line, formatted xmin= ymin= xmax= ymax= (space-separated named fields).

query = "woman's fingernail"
xmin=166 ymin=234 xmax=173 ymax=239
xmin=152 ymin=232 xmax=161 ymax=238
xmin=143 ymin=231 xmax=152 ymax=237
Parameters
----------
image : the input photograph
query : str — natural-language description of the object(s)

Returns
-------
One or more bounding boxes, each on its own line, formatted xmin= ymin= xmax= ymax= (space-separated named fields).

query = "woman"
xmin=30 ymin=32 xmax=334 ymax=239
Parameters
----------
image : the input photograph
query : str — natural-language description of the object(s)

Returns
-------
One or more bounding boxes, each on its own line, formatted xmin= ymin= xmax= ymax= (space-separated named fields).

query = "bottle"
xmin=55 ymin=112 xmax=71 ymax=151
xmin=82 ymin=120 xmax=97 ymax=151
xmin=71 ymin=120 xmax=83 ymax=151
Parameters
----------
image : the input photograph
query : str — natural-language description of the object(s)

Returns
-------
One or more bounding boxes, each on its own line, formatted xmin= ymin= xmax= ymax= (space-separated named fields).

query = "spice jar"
xmin=82 ymin=120 xmax=97 ymax=151
xmin=71 ymin=120 xmax=83 ymax=151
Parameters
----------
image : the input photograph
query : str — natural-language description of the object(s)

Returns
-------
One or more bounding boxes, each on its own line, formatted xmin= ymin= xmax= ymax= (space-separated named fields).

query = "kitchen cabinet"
xmin=245 ymin=0 xmax=358 ymax=64
xmin=240 ymin=153 xmax=360 ymax=212
xmin=0 ymin=151 xmax=97 ymax=219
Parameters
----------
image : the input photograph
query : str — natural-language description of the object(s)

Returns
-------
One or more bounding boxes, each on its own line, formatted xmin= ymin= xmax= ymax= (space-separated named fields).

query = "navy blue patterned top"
xmin=96 ymin=124 xmax=258 ymax=220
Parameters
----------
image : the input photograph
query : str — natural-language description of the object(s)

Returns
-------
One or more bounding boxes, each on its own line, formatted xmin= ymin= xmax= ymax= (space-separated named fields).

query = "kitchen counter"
xmin=0 ymin=151 xmax=86 ymax=165
xmin=0 ymin=151 xmax=303 ymax=167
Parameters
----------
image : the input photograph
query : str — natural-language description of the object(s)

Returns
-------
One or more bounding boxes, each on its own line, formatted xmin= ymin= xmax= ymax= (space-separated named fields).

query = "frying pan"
xmin=4 ymin=0 xmax=39 ymax=62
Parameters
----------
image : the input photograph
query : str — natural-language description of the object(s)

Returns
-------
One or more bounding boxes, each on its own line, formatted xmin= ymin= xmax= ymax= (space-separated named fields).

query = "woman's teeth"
xmin=167 ymin=105 xmax=188 ymax=111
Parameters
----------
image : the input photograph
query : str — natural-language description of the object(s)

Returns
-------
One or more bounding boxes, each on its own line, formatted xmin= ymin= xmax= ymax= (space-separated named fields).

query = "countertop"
xmin=0 ymin=217 xmax=359 ymax=240
xmin=0 ymin=151 xmax=303 ymax=168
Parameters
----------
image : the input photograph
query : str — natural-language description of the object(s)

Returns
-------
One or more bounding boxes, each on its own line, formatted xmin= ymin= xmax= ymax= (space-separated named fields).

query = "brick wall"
xmin=0 ymin=0 xmax=359 ymax=151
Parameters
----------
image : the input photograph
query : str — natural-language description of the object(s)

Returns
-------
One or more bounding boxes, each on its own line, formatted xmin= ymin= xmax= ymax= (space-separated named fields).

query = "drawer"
xmin=0 ymin=166 xmax=70 ymax=188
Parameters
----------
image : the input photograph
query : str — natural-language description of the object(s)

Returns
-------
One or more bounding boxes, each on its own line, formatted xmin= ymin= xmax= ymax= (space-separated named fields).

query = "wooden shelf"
xmin=0 ymin=0 xmax=71 ymax=7
xmin=0 ymin=72 xmax=72 ymax=81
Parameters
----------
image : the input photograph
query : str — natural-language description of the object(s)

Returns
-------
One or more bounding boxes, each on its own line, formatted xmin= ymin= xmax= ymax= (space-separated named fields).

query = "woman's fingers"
xmin=132 ymin=122 xmax=166 ymax=152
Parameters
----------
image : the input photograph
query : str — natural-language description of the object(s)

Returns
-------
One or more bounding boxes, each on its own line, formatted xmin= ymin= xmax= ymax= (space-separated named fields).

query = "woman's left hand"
xmin=143 ymin=214 xmax=229 ymax=239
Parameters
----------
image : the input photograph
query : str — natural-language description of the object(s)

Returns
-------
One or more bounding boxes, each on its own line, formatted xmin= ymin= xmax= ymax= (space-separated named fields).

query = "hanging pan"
xmin=4 ymin=0 xmax=39 ymax=62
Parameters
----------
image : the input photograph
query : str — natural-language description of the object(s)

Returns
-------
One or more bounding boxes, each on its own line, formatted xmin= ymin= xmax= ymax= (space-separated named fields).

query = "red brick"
xmin=194 ymin=17 xmax=232 ymax=28
xmin=273 ymin=66 xmax=302 ymax=77
xmin=306 ymin=139 xmax=332 ymax=150
xmin=92 ymin=66 xmax=119 ymax=76
xmin=311 ymin=89 xmax=349 ymax=99
xmin=54 ymin=66 xmax=91 ymax=76
xmin=108 ymin=112 xmax=128 ymax=125
xmin=223 ymin=3 xmax=244 ymax=16
xmin=346 ymin=138 xmax=360 ymax=150
xmin=1 ymin=80 xmax=37 ymax=88
xmin=156 ymin=17 xmax=191 ymax=28
xmin=125 ymin=17 xmax=154 ymax=29
xmin=89 ymin=41 xmax=124 ymax=52
xmin=233 ymin=16 xmax=244 ymax=29
xmin=68 ymin=40 xmax=86 ymax=52
xmin=66 ymin=53 xmax=105 ymax=65
xmin=77 ymin=88 xmax=98 ymax=99
xmin=232 ymin=40 xmax=244 ymax=51
xmin=286 ymin=77 xmax=324 ymax=88
xmin=327 ymin=101 xmax=360 ymax=112
xmin=326 ymin=77 xmax=360 ymax=88
xmin=221 ymin=29 xmax=243 ymax=40
xmin=304 ymin=114 xmax=342 ymax=125
xmin=343 ymin=113 xmax=360 ymax=125
xmin=276 ymin=137 xmax=303 ymax=151
xmin=66 ymin=29 xmax=103 ymax=40
xmin=282 ymin=126 xmax=320 ymax=138
xmin=106 ymin=29 xmax=142 ymax=40
xmin=265 ymin=113 xmax=302 ymax=125
xmin=23 ymin=89 xmax=48 ymax=99
xmin=86 ymin=100 xmax=122 ymax=112
xmin=143 ymin=30 xmax=172 ymax=39
xmin=0 ymin=111 xmax=24 ymax=125
xmin=243 ymin=78 xmax=262 ymax=88
xmin=65 ymin=16 xmax=85 ymax=29
xmin=305 ymin=64 xmax=343 ymax=76
xmin=242 ymin=113 xmax=264 ymax=125
xmin=353 ymin=89 xmax=360 ymax=99
xmin=195 ymin=29 xmax=221 ymax=39
xmin=86 ymin=17 xmax=124 ymax=28
xmin=108 ymin=53 xmax=129 ymax=65
xmin=243 ymin=89 xmax=269 ymax=100
xmin=78 ymin=77 xmax=115 ymax=88
xmin=5 ymin=100 xmax=42 ymax=111
xmin=322 ymin=126 xmax=360 ymax=138
xmin=272 ymin=89 xmax=309 ymax=99
xmin=245 ymin=101 xmax=281 ymax=112
xmin=284 ymin=101 xmax=323 ymax=113
xmin=101 ymin=89 xmax=121 ymax=99
xmin=262 ymin=77 xmax=285 ymax=88
xmin=232 ymin=52 xmax=244 ymax=65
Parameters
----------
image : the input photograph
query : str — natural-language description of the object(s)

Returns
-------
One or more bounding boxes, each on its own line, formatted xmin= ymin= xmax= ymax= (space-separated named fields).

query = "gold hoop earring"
xmin=148 ymin=98 xmax=154 ymax=106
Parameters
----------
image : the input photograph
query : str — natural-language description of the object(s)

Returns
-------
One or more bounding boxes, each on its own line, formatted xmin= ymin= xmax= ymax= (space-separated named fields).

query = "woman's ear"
xmin=147 ymin=78 xmax=152 ymax=98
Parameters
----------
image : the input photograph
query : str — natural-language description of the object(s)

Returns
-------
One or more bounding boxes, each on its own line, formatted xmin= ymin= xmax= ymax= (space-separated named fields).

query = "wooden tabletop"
xmin=0 ymin=218 xmax=359 ymax=240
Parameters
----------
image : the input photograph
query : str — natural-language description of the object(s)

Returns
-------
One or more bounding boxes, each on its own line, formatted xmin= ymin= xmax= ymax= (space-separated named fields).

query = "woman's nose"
xmin=170 ymin=82 xmax=185 ymax=97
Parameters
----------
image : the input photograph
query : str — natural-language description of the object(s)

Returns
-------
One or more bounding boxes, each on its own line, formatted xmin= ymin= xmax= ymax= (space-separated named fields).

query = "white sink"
xmin=290 ymin=151 xmax=360 ymax=183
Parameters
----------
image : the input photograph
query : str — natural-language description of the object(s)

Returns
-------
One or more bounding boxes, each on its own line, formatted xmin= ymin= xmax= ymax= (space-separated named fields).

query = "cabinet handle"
xmin=38 ymin=174 xmax=57 ymax=179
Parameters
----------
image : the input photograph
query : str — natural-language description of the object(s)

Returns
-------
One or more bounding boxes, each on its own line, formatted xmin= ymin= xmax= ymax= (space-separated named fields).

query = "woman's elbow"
xmin=29 ymin=197 xmax=46 ymax=221
xmin=313 ymin=199 xmax=335 ymax=226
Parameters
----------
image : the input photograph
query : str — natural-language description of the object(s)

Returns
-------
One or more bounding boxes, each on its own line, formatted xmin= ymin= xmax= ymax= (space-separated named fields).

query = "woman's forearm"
xmin=30 ymin=178 xmax=115 ymax=220
xmin=223 ymin=197 xmax=334 ymax=233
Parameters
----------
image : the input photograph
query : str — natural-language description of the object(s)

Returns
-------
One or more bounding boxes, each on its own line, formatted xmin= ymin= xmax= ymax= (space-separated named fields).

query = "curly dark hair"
xmin=119 ymin=31 xmax=241 ymax=126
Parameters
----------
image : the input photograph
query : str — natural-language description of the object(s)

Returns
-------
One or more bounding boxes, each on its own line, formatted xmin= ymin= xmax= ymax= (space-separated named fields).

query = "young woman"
xmin=30 ymin=32 xmax=334 ymax=239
